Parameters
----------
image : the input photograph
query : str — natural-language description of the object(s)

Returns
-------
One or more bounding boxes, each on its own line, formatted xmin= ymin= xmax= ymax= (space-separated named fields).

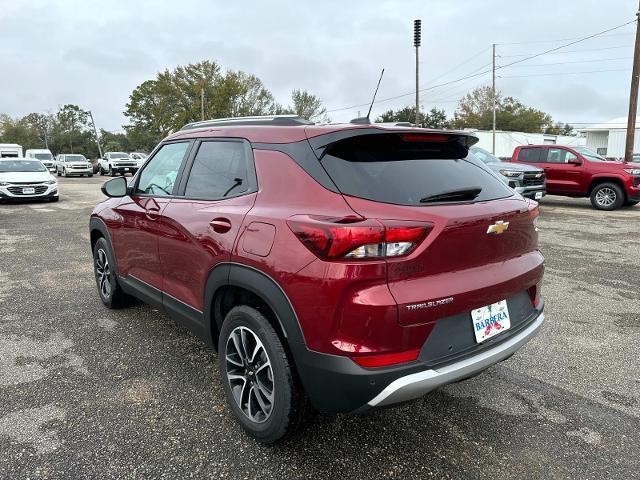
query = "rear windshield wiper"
xmin=420 ymin=186 xmax=482 ymax=203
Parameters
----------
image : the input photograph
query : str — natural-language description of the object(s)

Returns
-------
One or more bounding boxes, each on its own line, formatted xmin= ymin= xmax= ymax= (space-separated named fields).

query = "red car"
xmin=510 ymin=145 xmax=640 ymax=210
xmin=90 ymin=116 xmax=545 ymax=443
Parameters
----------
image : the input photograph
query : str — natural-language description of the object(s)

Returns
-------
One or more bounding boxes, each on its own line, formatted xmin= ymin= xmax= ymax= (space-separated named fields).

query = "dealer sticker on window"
xmin=471 ymin=300 xmax=511 ymax=343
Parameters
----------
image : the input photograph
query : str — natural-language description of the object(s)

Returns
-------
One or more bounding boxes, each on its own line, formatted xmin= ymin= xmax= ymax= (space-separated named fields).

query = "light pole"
xmin=414 ymin=19 xmax=421 ymax=127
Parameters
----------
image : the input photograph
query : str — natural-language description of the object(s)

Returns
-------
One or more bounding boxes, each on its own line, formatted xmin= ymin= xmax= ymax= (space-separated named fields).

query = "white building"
xmin=466 ymin=129 xmax=585 ymax=159
xmin=581 ymin=117 xmax=639 ymax=159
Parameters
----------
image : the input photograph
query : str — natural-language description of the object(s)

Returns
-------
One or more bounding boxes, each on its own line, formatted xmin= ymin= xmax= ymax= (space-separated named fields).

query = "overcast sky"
xmin=0 ymin=0 xmax=637 ymax=131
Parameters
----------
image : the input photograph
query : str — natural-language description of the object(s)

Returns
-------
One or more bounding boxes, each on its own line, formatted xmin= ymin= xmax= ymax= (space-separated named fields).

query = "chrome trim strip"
xmin=367 ymin=312 xmax=545 ymax=408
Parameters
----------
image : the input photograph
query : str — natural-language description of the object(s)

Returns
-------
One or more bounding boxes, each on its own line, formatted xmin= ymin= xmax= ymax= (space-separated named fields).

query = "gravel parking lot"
xmin=0 ymin=176 xmax=638 ymax=479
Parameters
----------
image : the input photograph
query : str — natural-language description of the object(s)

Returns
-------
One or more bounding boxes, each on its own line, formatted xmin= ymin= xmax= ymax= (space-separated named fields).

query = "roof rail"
xmin=180 ymin=115 xmax=313 ymax=130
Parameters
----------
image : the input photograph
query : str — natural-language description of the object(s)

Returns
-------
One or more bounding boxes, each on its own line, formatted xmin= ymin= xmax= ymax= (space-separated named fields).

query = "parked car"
xmin=99 ymin=152 xmax=138 ymax=176
xmin=55 ymin=154 xmax=93 ymax=177
xmin=0 ymin=143 xmax=23 ymax=158
xmin=129 ymin=152 xmax=148 ymax=169
xmin=510 ymin=145 xmax=640 ymax=210
xmin=90 ymin=116 xmax=545 ymax=443
xmin=25 ymin=149 xmax=56 ymax=172
xmin=470 ymin=146 xmax=546 ymax=200
xmin=0 ymin=158 xmax=58 ymax=202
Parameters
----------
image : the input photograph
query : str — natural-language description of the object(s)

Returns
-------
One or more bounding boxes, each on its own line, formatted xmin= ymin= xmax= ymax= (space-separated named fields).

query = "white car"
xmin=99 ymin=152 xmax=138 ymax=176
xmin=129 ymin=152 xmax=148 ymax=169
xmin=0 ymin=158 xmax=59 ymax=202
xmin=25 ymin=149 xmax=56 ymax=172
xmin=55 ymin=154 xmax=93 ymax=177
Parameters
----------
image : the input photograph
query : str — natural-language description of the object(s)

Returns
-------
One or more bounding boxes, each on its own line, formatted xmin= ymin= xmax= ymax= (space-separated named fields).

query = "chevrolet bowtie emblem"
xmin=487 ymin=220 xmax=509 ymax=235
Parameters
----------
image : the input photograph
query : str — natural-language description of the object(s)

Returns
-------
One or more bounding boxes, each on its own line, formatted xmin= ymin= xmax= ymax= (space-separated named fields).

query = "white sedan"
xmin=0 ymin=158 xmax=59 ymax=202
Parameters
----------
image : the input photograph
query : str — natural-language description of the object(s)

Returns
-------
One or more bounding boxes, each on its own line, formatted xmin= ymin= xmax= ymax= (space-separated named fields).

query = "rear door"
xmin=158 ymin=139 xmax=257 ymax=313
xmin=315 ymin=131 xmax=542 ymax=327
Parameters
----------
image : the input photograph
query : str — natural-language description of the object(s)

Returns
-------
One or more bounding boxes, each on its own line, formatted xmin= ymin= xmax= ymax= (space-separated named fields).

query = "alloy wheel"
xmin=595 ymin=187 xmax=616 ymax=207
xmin=95 ymin=249 xmax=112 ymax=299
xmin=225 ymin=326 xmax=274 ymax=423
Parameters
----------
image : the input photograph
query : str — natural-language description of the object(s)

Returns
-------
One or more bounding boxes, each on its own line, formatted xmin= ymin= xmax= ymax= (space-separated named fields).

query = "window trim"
xmin=175 ymin=138 xmax=258 ymax=201
xmin=130 ymin=139 xmax=195 ymax=198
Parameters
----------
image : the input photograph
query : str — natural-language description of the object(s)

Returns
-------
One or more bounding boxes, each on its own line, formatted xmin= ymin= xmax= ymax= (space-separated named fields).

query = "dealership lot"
xmin=0 ymin=176 xmax=638 ymax=479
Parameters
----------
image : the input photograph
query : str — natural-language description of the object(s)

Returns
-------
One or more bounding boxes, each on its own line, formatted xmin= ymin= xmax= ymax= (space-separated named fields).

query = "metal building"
xmin=581 ymin=117 xmax=640 ymax=159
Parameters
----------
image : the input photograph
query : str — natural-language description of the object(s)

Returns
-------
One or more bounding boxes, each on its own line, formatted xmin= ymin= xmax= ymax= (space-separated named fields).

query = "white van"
xmin=0 ymin=144 xmax=23 ymax=158
xmin=25 ymin=149 xmax=56 ymax=172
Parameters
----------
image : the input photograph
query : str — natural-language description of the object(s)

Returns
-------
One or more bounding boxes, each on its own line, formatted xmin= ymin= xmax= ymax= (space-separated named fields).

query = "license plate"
xmin=22 ymin=187 xmax=35 ymax=194
xmin=534 ymin=191 xmax=543 ymax=200
xmin=471 ymin=300 xmax=511 ymax=343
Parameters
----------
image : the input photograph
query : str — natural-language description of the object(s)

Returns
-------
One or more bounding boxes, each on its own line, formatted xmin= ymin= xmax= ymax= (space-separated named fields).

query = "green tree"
xmin=124 ymin=60 xmax=279 ymax=143
xmin=375 ymin=106 xmax=448 ymax=128
xmin=545 ymin=122 xmax=574 ymax=136
xmin=288 ymin=90 xmax=329 ymax=122
xmin=450 ymin=86 xmax=553 ymax=133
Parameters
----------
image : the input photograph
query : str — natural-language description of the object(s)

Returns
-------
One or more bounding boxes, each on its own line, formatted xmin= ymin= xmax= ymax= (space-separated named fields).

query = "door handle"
xmin=209 ymin=218 xmax=232 ymax=233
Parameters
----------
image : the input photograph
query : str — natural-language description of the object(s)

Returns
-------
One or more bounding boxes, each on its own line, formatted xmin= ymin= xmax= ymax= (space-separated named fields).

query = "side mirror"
xmin=101 ymin=177 xmax=127 ymax=198
xmin=567 ymin=157 xmax=582 ymax=165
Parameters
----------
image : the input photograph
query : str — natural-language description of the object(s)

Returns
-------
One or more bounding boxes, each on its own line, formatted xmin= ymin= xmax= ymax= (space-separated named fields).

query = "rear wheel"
xmin=590 ymin=183 xmax=623 ymax=211
xmin=93 ymin=237 xmax=134 ymax=308
xmin=218 ymin=306 xmax=311 ymax=443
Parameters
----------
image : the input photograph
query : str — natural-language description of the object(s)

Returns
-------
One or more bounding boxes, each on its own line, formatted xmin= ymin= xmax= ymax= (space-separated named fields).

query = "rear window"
xmin=320 ymin=134 xmax=513 ymax=206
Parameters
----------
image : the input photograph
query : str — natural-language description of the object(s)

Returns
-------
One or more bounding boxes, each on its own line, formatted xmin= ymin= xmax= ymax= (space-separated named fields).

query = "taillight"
xmin=400 ymin=133 xmax=450 ymax=143
xmin=287 ymin=216 xmax=432 ymax=260
xmin=351 ymin=349 xmax=420 ymax=368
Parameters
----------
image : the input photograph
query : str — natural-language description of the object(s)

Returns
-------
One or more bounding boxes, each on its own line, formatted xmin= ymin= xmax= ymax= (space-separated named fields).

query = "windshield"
xmin=66 ymin=155 xmax=86 ymax=162
xmin=110 ymin=153 xmax=129 ymax=159
xmin=0 ymin=160 xmax=47 ymax=173
xmin=469 ymin=146 xmax=503 ymax=164
xmin=33 ymin=153 xmax=53 ymax=160
xmin=574 ymin=147 xmax=605 ymax=162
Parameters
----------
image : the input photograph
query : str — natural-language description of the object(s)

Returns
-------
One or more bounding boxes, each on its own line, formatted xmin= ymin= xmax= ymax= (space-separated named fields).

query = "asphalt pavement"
xmin=0 ymin=176 xmax=638 ymax=479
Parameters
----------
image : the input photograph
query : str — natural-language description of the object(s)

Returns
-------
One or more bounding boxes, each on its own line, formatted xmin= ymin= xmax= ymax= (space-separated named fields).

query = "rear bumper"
xmin=293 ymin=302 xmax=544 ymax=413
xmin=366 ymin=312 xmax=544 ymax=408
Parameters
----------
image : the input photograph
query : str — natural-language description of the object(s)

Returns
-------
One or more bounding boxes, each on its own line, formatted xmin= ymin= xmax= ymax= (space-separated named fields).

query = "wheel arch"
xmin=204 ymin=263 xmax=306 ymax=353
xmin=588 ymin=176 xmax=627 ymax=197
xmin=89 ymin=217 xmax=119 ymax=274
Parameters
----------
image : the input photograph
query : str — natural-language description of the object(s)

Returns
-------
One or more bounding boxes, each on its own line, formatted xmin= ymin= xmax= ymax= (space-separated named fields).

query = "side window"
xmin=519 ymin=148 xmax=544 ymax=163
xmin=136 ymin=142 xmax=189 ymax=196
xmin=547 ymin=148 xmax=568 ymax=164
xmin=184 ymin=141 xmax=251 ymax=200
xmin=565 ymin=151 xmax=578 ymax=163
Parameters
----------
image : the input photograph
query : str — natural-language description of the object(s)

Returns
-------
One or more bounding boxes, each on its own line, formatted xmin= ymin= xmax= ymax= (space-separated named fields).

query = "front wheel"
xmin=93 ymin=238 xmax=134 ymax=309
xmin=63 ymin=169 xmax=69 ymax=178
xmin=218 ymin=306 xmax=311 ymax=443
xmin=590 ymin=183 xmax=623 ymax=211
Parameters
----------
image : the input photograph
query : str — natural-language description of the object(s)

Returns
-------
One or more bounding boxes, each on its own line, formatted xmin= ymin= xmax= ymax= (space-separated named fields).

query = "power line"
xmin=496 ymin=31 xmax=634 ymax=46
xmin=500 ymin=45 xmax=632 ymax=58
xmin=503 ymin=56 xmax=632 ymax=68
xmin=326 ymin=18 xmax=636 ymax=114
xmin=499 ymin=67 xmax=630 ymax=78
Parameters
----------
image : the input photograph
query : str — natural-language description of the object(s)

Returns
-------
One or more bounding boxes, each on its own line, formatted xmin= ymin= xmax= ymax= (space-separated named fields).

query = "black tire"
xmin=624 ymin=200 xmax=639 ymax=207
xmin=63 ymin=168 xmax=69 ymax=178
xmin=109 ymin=166 xmax=116 ymax=177
xmin=57 ymin=169 xmax=61 ymax=177
xmin=93 ymin=237 xmax=134 ymax=309
xmin=99 ymin=166 xmax=105 ymax=176
xmin=88 ymin=174 xmax=93 ymax=177
xmin=218 ymin=306 xmax=312 ymax=444
xmin=590 ymin=182 xmax=624 ymax=211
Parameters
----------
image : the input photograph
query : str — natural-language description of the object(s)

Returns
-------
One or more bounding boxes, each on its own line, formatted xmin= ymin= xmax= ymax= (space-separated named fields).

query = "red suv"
xmin=90 ymin=116 xmax=545 ymax=443
xmin=510 ymin=145 xmax=640 ymax=210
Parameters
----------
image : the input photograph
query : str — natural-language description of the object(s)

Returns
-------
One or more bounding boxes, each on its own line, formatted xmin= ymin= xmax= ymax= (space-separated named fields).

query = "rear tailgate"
xmin=341 ymin=195 xmax=542 ymax=326
xmin=312 ymin=129 xmax=543 ymax=326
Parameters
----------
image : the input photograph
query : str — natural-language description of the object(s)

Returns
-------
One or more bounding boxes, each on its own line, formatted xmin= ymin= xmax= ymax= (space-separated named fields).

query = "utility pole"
xmin=201 ymin=88 xmax=205 ymax=121
xmin=492 ymin=43 xmax=497 ymax=155
xmin=414 ymin=19 xmax=422 ymax=127
xmin=625 ymin=2 xmax=640 ymax=163
xmin=88 ymin=110 xmax=103 ymax=159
